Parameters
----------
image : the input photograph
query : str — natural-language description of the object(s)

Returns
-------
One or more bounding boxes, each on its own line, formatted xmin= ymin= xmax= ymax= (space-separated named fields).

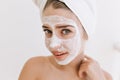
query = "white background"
xmin=0 ymin=0 xmax=120 ymax=80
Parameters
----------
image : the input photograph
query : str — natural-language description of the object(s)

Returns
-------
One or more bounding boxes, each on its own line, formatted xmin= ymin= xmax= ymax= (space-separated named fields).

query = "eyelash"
xmin=43 ymin=29 xmax=72 ymax=36
xmin=43 ymin=29 xmax=52 ymax=34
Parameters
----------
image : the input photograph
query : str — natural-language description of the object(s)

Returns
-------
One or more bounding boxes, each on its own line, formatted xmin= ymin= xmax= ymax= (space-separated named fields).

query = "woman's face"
xmin=42 ymin=5 xmax=85 ymax=65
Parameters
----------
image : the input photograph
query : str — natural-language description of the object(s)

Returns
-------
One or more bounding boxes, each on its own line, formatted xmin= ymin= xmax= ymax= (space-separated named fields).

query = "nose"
xmin=49 ymin=35 xmax=62 ymax=50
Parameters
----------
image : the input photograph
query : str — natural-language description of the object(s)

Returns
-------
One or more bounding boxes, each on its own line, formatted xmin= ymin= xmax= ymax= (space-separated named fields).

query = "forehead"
xmin=42 ymin=5 xmax=78 ymax=23
xmin=42 ymin=15 xmax=77 ymax=26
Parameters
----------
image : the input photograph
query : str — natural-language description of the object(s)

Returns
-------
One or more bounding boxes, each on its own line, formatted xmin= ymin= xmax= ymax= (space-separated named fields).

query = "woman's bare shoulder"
xmin=23 ymin=56 xmax=51 ymax=71
xmin=18 ymin=56 xmax=51 ymax=80
xmin=26 ymin=56 xmax=50 ymax=64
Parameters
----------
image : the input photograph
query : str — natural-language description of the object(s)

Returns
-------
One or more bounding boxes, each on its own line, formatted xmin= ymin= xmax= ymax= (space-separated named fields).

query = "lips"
xmin=52 ymin=51 xmax=68 ymax=60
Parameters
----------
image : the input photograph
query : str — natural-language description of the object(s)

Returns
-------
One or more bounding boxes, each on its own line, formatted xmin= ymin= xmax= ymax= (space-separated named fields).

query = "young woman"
xmin=18 ymin=0 xmax=112 ymax=80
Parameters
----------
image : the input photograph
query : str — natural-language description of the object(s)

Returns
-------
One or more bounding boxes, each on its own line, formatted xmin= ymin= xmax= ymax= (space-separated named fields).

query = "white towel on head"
xmin=33 ymin=0 xmax=97 ymax=38
xmin=33 ymin=0 xmax=47 ymax=16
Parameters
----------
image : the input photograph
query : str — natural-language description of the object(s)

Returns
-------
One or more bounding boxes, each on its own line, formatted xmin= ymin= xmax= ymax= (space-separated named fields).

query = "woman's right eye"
xmin=43 ymin=29 xmax=52 ymax=34
xmin=43 ymin=29 xmax=52 ymax=37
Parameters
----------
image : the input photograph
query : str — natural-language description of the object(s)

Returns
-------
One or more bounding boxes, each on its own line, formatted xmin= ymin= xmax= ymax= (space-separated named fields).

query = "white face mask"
xmin=42 ymin=15 xmax=82 ymax=65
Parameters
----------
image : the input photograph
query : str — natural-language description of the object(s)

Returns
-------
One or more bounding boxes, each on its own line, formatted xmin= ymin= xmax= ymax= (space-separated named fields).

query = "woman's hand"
xmin=78 ymin=55 xmax=112 ymax=80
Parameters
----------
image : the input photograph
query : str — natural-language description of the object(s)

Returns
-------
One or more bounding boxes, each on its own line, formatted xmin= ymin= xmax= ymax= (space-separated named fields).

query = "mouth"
xmin=52 ymin=51 xmax=69 ymax=60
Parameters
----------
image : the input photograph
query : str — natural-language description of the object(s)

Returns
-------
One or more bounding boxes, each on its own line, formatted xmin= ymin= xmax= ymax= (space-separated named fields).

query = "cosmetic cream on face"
xmin=42 ymin=15 xmax=82 ymax=65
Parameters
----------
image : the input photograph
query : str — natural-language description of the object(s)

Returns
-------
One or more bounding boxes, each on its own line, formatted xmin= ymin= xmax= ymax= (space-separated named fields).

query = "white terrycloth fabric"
xmin=33 ymin=0 xmax=97 ymax=38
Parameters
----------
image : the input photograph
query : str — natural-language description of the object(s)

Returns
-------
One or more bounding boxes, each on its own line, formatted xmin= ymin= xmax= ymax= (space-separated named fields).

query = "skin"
xmin=18 ymin=5 xmax=112 ymax=80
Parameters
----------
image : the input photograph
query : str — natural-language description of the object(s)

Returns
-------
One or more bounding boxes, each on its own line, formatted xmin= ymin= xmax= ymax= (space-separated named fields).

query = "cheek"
xmin=62 ymin=32 xmax=82 ymax=53
xmin=45 ymin=38 xmax=50 ymax=48
xmin=63 ymin=39 xmax=73 ymax=50
xmin=63 ymin=37 xmax=80 ymax=50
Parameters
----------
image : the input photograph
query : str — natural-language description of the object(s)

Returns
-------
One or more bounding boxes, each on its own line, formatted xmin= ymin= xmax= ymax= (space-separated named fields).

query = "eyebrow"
xmin=42 ymin=25 xmax=74 ymax=29
xmin=42 ymin=25 xmax=49 ymax=28
xmin=56 ymin=25 xmax=74 ymax=28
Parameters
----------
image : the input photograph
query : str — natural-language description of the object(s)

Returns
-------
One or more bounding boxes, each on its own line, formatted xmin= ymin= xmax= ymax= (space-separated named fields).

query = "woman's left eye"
xmin=62 ymin=29 xmax=71 ymax=35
